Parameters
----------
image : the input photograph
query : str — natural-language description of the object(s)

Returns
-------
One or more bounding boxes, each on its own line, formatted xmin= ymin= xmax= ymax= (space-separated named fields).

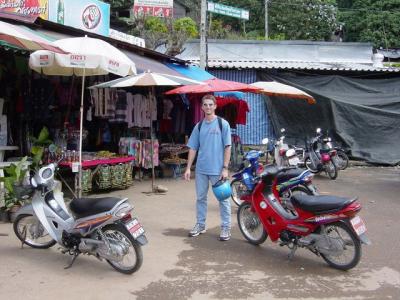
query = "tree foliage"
xmin=105 ymin=0 xmax=400 ymax=51
xmin=337 ymin=0 xmax=400 ymax=48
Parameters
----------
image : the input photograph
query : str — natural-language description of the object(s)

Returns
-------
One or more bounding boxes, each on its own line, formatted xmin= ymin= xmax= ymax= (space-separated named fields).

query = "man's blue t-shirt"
xmin=187 ymin=117 xmax=231 ymax=175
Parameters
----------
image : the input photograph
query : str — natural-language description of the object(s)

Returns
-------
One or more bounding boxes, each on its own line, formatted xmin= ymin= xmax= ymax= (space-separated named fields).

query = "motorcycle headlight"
xmin=41 ymin=167 xmax=53 ymax=180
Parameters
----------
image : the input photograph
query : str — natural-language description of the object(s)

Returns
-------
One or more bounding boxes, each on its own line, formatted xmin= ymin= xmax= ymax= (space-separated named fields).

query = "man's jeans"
xmin=195 ymin=172 xmax=231 ymax=229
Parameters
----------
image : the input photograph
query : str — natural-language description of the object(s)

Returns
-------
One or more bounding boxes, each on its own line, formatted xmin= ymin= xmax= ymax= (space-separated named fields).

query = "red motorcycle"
xmin=237 ymin=165 xmax=370 ymax=270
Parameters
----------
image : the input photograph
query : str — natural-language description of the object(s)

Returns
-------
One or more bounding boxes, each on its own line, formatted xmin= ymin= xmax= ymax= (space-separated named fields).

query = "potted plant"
xmin=30 ymin=127 xmax=53 ymax=170
xmin=0 ymin=156 xmax=30 ymax=222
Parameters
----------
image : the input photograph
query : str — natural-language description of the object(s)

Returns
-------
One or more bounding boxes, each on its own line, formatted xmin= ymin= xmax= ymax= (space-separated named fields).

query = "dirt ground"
xmin=0 ymin=166 xmax=399 ymax=300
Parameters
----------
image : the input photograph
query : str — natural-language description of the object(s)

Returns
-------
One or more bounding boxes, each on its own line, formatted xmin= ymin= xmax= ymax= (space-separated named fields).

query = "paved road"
xmin=0 ymin=167 xmax=399 ymax=299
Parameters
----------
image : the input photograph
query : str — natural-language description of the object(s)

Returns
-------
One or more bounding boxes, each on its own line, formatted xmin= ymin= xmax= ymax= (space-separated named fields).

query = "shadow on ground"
xmin=131 ymin=227 xmax=399 ymax=299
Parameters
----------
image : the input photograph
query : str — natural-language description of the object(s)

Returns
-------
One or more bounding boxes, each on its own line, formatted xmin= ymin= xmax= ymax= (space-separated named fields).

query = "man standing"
xmin=184 ymin=94 xmax=232 ymax=241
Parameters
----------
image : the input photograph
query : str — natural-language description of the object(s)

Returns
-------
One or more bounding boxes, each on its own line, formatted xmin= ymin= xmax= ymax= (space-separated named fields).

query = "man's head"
xmin=201 ymin=94 xmax=217 ymax=116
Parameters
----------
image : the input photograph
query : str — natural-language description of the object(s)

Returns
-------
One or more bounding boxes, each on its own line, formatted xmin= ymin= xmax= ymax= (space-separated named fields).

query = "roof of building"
xmin=168 ymin=39 xmax=400 ymax=72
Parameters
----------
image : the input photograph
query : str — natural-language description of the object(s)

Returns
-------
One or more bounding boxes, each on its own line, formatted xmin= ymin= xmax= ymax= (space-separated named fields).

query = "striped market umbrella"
xmin=250 ymin=81 xmax=316 ymax=104
xmin=0 ymin=20 xmax=65 ymax=53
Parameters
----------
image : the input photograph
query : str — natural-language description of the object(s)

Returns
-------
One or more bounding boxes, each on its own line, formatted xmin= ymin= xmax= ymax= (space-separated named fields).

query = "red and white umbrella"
xmin=29 ymin=36 xmax=137 ymax=197
xmin=165 ymin=78 xmax=261 ymax=95
xmin=29 ymin=36 xmax=136 ymax=76
xmin=0 ymin=20 xmax=65 ymax=53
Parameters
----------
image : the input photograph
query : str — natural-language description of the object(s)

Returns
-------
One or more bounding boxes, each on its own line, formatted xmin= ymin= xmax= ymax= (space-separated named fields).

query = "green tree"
xmin=195 ymin=0 xmax=339 ymax=41
xmin=103 ymin=0 xmax=133 ymax=9
xmin=338 ymin=0 xmax=400 ymax=48
xmin=126 ymin=15 xmax=198 ymax=55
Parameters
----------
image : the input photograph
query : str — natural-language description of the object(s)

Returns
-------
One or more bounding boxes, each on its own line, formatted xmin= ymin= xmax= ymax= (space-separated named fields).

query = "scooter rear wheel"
xmin=13 ymin=214 xmax=57 ymax=249
xmin=336 ymin=150 xmax=349 ymax=170
xmin=320 ymin=222 xmax=361 ymax=271
xmin=230 ymin=179 xmax=248 ymax=206
xmin=102 ymin=223 xmax=143 ymax=274
xmin=326 ymin=161 xmax=338 ymax=180
xmin=237 ymin=202 xmax=267 ymax=245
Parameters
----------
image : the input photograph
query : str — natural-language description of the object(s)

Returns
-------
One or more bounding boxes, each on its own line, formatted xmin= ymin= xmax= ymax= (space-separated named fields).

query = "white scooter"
xmin=273 ymin=128 xmax=300 ymax=167
xmin=13 ymin=158 xmax=147 ymax=274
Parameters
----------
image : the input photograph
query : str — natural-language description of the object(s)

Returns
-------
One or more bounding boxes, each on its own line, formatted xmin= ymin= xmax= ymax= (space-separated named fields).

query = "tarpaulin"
xmin=261 ymin=73 xmax=400 ymax=165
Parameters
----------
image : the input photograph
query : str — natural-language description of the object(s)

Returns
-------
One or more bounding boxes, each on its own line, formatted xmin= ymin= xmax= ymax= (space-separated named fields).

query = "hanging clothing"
xmin=142 ymin=139 xmax=159 ymax=169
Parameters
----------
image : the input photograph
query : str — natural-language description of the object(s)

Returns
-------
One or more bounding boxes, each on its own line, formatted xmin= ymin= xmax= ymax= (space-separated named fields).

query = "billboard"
xmin=0 ymin=0 xmax=49 ymax=20
xmin=48 ymin=0 xmax=110 ymax=36
xmin=133 ymin=0 xmax=173 ymax=18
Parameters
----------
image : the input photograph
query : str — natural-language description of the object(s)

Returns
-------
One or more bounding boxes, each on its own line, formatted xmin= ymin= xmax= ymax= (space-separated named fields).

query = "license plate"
xmin=125 ymin=218 xmax=145 ymax=239
xmin=350 ymin=216 xmax=367 ymax=236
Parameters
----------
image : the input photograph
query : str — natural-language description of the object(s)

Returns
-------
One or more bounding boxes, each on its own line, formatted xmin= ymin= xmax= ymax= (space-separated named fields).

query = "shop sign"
xmin=109 ymin=29 xmax=145 ymax=48
xmin=207 ymin=2 xmax=249 ymax=21
xmin=39 ymin=53 xmax=52 ymax=66
xmin=69 ymin=54 xmax=87 ymax=66
xmin=133 ymin=0 xmax=173 ymax=18
xmin=48 ymin=0 xmax=110 ymax=36
xmin=0 ymin=0 xmax=49 ymax=20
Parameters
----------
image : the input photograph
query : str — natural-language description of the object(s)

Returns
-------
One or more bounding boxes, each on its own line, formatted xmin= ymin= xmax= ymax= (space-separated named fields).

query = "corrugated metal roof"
xmin=162 ymin=39 xmax=400 ymax=72
xmin=185 ymin=59 xmax=400 ymax=72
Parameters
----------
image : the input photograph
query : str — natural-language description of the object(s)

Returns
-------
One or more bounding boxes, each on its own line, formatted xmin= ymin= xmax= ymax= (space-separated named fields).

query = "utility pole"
xmin=200 ymin=0 xmax=207 ymax=70
xmin=265 ymin=0 xmax=269 ymax=40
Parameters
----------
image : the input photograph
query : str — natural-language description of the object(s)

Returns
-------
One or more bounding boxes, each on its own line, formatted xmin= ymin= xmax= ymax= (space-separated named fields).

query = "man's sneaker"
xmin=188 ymin=224 xmax=206 ymax=237
xmin=219 ymin=228 xmax=231 ymax=241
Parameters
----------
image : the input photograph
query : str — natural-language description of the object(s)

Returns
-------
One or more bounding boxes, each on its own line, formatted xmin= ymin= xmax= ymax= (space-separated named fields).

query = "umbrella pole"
xmin=150 ymin=87 xmax=155 ymax=192
xmin=78 ymin=68 xmax=86 ymax=198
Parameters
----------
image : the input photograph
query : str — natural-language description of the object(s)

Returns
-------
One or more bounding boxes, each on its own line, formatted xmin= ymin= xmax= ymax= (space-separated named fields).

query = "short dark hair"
xmin=201 ymin=94 xmax=216 ymax=104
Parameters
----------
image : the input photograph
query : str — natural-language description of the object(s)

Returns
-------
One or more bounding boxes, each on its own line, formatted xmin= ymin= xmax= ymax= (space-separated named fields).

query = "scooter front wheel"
xmin=304 ymin=157 xmax=319 ymax=174
xmin=102 ymin=223 xmax=143 ymax=274
xmin=320 ymin=222 xmax=361 ymax=271
xmin=13 ymin=214 xmax=57 ymax=249
xmin=237 ymin=202 xmax=267 ymax=245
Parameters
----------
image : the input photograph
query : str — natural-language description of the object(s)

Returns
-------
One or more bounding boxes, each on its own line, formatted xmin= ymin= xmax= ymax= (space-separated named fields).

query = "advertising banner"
xmin=133 ymin=0 xmax=173 ymax=18
xmin=48 ymin=0 xmax=110 ymax=36
xmin=0 ymin=0 xmax=49 ymax=20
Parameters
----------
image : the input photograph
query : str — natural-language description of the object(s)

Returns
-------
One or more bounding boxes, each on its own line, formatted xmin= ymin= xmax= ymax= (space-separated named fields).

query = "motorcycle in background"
xmin=322 ymin=136 xmax=349 ymax=170
xmin=13 ymin=159 xmax=147 ymax=274
xmin=304 ymin=128 xmax=339 ymax=180
xmin=273 ymin=128 xmax=300 ymax=167
xmin=237 ymin=165 xmax=370 ymax=271
xmin=231 ymin=138 xmax=317 ymax=207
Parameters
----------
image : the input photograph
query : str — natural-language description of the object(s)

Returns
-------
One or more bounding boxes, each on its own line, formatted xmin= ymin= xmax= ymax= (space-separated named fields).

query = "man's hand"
xmin=184 ymin=168 xmax=191 ymax=181
xmin=220 ymin=168 xmax=229 ymax=180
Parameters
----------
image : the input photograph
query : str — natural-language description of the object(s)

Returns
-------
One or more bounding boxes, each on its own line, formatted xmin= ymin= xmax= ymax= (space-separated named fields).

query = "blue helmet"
xmin=212 ymin=179 xmax=232 ymax=201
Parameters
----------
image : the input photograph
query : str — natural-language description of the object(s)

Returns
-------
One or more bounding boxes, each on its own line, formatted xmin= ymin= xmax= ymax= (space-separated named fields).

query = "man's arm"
xmin=221 ymin=145 xmax=231 ymax=179
xmin=184 ymin=148 xmax=197 ymax=181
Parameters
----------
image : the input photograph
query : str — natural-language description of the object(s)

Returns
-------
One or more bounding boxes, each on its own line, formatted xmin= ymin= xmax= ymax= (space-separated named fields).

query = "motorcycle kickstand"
xmin=64 ymin=251 xmax=80 ymax=269
xmin=288 ymin=244 xmax=298 ymax=261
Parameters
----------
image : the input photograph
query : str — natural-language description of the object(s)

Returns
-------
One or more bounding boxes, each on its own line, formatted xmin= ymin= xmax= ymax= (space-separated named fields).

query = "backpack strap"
xmin=198 ymin=117 xmax=222 ymax=133
xmin=198 ymin=117 xmax=224 ymax=149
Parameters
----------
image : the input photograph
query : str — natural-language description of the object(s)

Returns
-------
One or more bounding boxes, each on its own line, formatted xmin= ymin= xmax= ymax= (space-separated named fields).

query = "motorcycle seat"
xmin=291 ymin=194 xmax=357 ymax=214
xmin=276 ymin=168 xmax=304 ymax=184
xmin=70 ymin=197 xmax=122 ymax=219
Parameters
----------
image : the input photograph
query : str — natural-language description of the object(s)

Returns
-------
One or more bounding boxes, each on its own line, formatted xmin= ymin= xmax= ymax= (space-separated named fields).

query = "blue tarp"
xmin=165 ymin=63 xmax=214 ymax=81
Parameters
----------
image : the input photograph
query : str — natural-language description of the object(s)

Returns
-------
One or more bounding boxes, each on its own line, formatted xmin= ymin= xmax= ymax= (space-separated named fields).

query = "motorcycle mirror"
xmin=280 ymin=128 xmax=286 ymax=133
xmin=31 ymin=177 xmax=38 ymax=188
xmin=261 ymin=138 xmax=269 ymax=145
xmin=316 ymin=128 xmax=321 ymax=133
